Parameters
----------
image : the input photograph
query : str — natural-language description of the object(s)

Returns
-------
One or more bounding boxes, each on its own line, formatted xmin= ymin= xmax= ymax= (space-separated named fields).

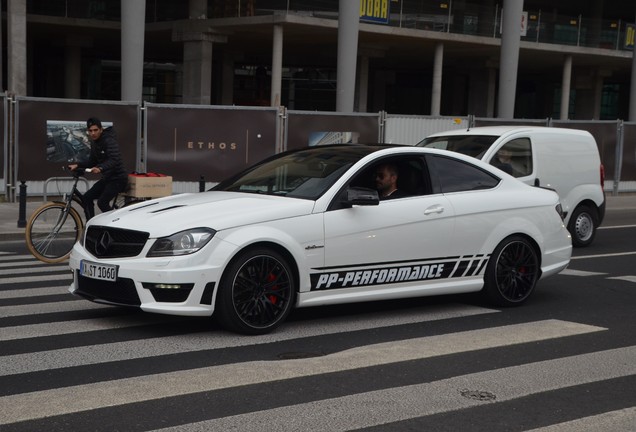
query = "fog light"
xmin=143 ymin=283 xmax=192 ymax=290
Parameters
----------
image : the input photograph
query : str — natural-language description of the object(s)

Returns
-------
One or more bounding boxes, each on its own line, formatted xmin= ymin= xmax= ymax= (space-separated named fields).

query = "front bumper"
xmin=68 ymin=237 xmax=235 ymax=317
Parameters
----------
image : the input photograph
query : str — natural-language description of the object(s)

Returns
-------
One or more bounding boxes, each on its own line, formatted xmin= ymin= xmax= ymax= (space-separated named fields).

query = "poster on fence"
xmin=45 ymin=120 xmax=112 ymax=164
xmin=17 ymin=98 xmax=139 ymax=181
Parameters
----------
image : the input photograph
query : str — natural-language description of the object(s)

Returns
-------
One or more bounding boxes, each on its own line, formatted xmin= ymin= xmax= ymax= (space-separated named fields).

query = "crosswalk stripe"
xmin=0 ymin=254 xmax=41 ymax=261
xmin=0 ymin=265 xmax=68 ymax=275
xmin=0 ymin=299 xmax=107 ymax=319
xmin=0 ymin=319 xmax=606 ymax=425
xmin=0 ymin=286 xmax=70 ymax=299
xmin=526 ymin=407 xmax=636 ymax=432
xmin=0 ymin=303 xmax=497 ymax=376
xmin=559 ymin=269 xmax=606 ymax=276
xmin=0 ymin=260 xmax=55 ymax=268
xmin=0 ymin=314 xmax=178 ymax=341
xmin=152 ymin=345 xmax=635 ymax=432
xmin=571 ymin=251 xmax=636 ymax=260
xmin=607 ymin=275 xmax=636 ymax=283
xmin=0 ymin=273 xmax=71 ymax=284
xmin=599 ymin=224 xmax=636 ymax=230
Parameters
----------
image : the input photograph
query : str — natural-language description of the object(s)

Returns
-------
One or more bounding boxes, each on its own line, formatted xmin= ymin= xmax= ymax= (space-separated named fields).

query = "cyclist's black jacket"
xmin=80 ymin=127 xmax=128 ymax=180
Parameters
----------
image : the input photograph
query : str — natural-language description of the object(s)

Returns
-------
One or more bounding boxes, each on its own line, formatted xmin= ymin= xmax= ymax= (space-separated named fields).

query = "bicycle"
xmin=25 ymin=167 xmax=134 ymax=263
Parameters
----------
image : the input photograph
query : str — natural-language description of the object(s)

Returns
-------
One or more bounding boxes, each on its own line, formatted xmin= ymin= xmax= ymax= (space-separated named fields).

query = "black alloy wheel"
xmin=216 ymin=248 xmax=295 ymax=335
xmin=484 ymin=236 xmax=539 ymax=306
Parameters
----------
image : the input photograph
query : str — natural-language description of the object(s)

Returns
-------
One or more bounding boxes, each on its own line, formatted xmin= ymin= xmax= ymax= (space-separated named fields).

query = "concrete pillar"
xmin=183 ymin=39 xmax=213 ymax=105
xmin=497 ymin=0 xmax=524 ymax=118
xmin=336 ymin=0 xmax=359 ymax=112
xmin=121 ymin=0 xmax=146 ymax=102
xmin=431 ymin=42 xmax=444 ymax=116
xmin=174 ymin=28 xmax=227 ymax=104
xmin=357 ymin=55 xmax=369 ymax=112
xmin=7 ymin=0 xmax=27 ymax=96
xmin=560 ymin=55 xmax=572 ymax=120
xmin=271 ymin=25 xmax=283 ymax=107
xmin=64 ymin=43 xmax=82 ymax=99
xmin=174 ymin=1 xmax=227 ymax=105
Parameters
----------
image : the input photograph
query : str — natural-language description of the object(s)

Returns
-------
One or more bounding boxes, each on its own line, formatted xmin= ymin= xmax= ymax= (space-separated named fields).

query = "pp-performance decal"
xmin=310 ymin=255 xmax=490 ymax=291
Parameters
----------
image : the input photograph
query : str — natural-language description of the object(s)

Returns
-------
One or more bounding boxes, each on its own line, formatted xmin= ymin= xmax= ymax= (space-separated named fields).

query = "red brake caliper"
xmin=267 ymin=273 xmax=278 ymax=304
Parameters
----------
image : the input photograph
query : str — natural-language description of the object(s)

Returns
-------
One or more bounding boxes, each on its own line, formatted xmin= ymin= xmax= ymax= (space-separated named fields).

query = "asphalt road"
xmin=0 ymin=207 xmax=635 ymax=431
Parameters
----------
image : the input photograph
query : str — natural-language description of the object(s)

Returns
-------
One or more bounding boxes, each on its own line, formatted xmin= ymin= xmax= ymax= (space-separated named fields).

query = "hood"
xmin=88 ymin=192 xmax=316 ymax=237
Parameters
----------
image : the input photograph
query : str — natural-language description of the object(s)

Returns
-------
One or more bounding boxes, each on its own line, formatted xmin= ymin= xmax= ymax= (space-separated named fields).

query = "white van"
xmin=418 ymin=126 xmax=605 ymax=247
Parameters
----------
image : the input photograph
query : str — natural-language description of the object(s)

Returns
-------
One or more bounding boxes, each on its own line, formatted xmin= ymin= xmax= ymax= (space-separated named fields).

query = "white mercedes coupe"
xmin=69 ymin=144 xmax=572 ymax=334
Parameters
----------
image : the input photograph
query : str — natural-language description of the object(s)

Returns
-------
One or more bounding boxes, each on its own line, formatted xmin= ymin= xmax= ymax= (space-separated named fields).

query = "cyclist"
xmin=68 ymin=117 xmax=128 ymax=220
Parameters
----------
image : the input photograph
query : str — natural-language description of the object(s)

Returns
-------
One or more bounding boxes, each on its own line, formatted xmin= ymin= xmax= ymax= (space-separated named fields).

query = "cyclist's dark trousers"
xmin=82 ymin=177 xmax=128 ymax=220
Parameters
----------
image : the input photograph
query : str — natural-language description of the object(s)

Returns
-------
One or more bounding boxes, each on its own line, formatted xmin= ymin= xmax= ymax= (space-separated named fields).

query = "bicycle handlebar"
xmin=64 ymin=166 xmax=94 ymax=177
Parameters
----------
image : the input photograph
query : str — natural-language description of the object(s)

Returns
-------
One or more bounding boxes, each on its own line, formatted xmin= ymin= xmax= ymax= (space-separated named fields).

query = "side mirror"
xmin=342 ymin=186 xmax=380 ymax=206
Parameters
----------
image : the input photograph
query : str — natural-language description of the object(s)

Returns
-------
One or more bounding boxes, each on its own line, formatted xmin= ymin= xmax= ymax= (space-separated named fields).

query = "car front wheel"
xmin=483 ymin=236 xmax=539 ymax=307
xmin=215 ymin=248 xmax=295 ymax=335
xmin=568 ymin=204 xmax=598 ymax=247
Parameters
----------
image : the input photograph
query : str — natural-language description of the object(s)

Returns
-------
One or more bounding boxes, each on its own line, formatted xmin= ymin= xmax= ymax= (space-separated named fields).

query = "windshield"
xmin=213 ymin=145 xmax=378 ymax=200
xmin=418 ymin=135 xmax=498 ymax=158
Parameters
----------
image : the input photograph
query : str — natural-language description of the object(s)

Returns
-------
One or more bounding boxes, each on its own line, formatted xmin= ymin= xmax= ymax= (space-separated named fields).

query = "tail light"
xmin=600 ymin=163 xmax=605 ymax=190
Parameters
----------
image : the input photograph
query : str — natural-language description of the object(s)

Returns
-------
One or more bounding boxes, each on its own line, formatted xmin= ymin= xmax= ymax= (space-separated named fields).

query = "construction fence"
xmin=2 ymin=95 xmax=635 ymax=201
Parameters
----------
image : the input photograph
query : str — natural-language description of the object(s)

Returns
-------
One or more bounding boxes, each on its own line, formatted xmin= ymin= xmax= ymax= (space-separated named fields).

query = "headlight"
xmin=147 ymin=228 xmax=216 ymax=257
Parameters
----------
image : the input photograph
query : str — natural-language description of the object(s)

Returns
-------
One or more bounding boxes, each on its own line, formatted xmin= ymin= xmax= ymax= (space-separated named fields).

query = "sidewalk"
xmin=1 ymin=194 xmax=635 ymax=242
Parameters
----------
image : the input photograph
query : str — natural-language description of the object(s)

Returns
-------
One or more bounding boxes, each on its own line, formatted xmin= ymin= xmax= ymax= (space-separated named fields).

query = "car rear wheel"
xmin=215 ymin=248 xmax=295 ymax=335
xmin=483 ymin=236 xmax=539 ymax=306
xmin=568 ymin=204 xmax=597 ymax=247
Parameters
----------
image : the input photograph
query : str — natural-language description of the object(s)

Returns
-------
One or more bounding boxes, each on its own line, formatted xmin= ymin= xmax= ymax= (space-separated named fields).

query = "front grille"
xmin=76 ymin=272 xmax=141 ymax=306
xmin=85 ymin=226 xmax=149 ymax=258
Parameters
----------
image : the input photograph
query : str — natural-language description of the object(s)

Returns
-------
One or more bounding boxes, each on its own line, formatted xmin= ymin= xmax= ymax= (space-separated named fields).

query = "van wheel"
xmin=568 ymin=204 xmax=597 ymax=247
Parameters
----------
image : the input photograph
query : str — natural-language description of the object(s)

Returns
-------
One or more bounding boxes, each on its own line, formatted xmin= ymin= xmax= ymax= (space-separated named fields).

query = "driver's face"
xmin=87 ymin=125 xmax=102 ymax=141
xmin=375 ymin=167 xmax=395 ymax=193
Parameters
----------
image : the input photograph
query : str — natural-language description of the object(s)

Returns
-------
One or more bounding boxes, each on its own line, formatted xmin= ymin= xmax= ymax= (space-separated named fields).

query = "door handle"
xmin=424 ymin=205 xmax=444 ymax=215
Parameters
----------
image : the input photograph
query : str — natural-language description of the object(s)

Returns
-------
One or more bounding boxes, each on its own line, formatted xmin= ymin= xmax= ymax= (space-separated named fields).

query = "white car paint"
xmin=68 ymin=145 xmax=572 ymax=333
xmin=419 ymin=126 xmax=605 ymax=246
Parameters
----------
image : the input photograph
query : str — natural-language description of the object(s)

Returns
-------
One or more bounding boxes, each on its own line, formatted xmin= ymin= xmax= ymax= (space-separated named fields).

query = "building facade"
xmin=5 ymin=0 xmax=636 ymax=120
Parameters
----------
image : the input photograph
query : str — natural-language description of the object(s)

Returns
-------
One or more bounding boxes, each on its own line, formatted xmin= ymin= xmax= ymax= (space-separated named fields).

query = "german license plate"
xmin=80 ymin=260 xmax=118 ymax=282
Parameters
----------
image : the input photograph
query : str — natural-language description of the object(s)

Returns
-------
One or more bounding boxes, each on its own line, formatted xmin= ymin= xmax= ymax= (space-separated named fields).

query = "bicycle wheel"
xmin=26 ymin=202 xmax=83 ymax=263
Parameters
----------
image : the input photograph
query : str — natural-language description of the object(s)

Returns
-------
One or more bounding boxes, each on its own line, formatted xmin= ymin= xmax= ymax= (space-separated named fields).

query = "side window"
xmin=429 ymin=155 xmax=500 ymax=193
xmin=490 ymin=138 xmax=533 ymax=178
xmin=348 ymin=156 xmax=432 ymax=198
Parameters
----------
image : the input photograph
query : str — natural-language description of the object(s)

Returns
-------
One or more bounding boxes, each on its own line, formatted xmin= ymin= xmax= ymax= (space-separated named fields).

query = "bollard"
xmin=17 ymin=181 xmax=27 ymax=228
xmin=199 ymin=175 xmax=205 ymax=192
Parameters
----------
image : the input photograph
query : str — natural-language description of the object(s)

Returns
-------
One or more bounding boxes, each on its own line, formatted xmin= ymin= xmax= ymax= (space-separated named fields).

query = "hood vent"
xmin=150 ymin=205 xmax=186 ymax=213
xmin=128 ymin=201 xmax=159 ymax=211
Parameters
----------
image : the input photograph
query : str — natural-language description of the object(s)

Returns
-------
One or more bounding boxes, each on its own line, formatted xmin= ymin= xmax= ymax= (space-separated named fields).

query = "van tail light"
xmin=600 ymin=163 xmax=605 ymax=190
xmin=555 ymin=203 xmax=566 ymax=220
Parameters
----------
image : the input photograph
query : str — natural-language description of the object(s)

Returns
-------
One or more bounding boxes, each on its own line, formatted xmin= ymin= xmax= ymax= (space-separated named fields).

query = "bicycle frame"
xmin=49 ymin=173 xmax=87 ymax=236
